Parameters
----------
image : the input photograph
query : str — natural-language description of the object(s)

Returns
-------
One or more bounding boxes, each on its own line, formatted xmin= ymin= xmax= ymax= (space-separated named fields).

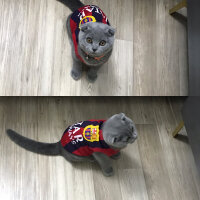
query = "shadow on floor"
xmin=174 ymin=134 xmax=189 ymax=144
xmin=171 ymin=12 xmax=187 ymax=26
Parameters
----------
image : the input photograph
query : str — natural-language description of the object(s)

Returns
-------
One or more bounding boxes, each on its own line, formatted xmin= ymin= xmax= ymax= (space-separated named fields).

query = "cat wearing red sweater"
xmin=57 ymin=0 xmax=115 ymax=82
xmin=6 ymin=113 xmax=137 ymax=177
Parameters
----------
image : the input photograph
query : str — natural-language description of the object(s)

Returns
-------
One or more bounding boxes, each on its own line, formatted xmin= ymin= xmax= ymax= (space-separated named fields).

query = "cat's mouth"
xmin=81 ymin=49 xmax=104 ymax=61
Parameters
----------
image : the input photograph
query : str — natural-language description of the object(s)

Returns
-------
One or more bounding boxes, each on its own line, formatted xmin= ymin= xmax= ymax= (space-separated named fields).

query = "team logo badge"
xmin=83 ymin=125 xmax=99 ymax=142
xmin=79 ymin=16 xmax=96 ymax=29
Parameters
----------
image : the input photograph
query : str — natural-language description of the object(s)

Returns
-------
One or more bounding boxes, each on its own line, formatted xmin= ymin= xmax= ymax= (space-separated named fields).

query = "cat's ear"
xmin=106 ymin=27 xmax=115 ymax=37
xmin=120 ymin=113 xmax=126 ymax=121
xmin=80 ymin=24 xmax=89 ymax=32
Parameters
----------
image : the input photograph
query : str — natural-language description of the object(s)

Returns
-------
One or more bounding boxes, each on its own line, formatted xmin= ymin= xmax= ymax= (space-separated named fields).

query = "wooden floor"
xmin=0 ymin=0 xmax=188 ymax=96
xmin=0 ymin=97 xmax=199 ymax=200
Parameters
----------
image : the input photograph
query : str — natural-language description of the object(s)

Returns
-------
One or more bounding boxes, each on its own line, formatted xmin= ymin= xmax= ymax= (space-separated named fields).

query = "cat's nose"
xmin=92 ymin=48 xmax=97 ymax=52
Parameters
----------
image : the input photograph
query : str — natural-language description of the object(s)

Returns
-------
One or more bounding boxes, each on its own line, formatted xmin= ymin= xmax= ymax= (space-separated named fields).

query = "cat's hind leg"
xmin=60 ymin=145 xmax=94 ymax=162
xmin=110 ymin=152 xmax=121 ymax=160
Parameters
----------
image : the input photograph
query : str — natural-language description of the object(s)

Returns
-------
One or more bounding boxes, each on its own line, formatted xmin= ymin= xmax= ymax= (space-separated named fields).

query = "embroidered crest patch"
xmin=79 ymin=16 xmax=96 ymax=28
xmin=83 ymin=125 xmax=99 ymax=142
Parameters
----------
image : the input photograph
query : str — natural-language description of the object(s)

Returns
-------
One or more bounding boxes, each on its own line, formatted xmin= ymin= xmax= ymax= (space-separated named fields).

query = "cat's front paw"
xmin=102 ymin=167 xmax=114 ymax=177
xmin=71 ymin=69 xmax=82 ymax=81
xmin=87 ymin=73 xmax=98 ymax=83
xmin=111 ymin=152 xmax=121 ymax=160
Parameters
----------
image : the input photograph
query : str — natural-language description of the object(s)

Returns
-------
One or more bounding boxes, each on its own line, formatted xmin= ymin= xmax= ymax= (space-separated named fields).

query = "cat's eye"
xmin=99 ymin=40 xmax=106 ymax=46
xmin=86 ymin=37 xmax=93 ymax=44
xmin=113 ymin=138 xmax=117 ymax=143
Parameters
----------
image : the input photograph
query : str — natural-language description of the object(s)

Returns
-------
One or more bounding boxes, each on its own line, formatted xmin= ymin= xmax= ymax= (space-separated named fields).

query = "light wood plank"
xmin=117 ymin=142 xmax=149 ymax=200
xmin=137 ymin=124 xmax=175 ymax=200
xmin=153 ymin=98 xmax=200 ymax=200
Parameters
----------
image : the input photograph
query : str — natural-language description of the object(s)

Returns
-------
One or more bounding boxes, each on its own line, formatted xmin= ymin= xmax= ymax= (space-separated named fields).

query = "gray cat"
xmin=57 ymin=0 xmax=115 ymax=82
xmin=6 ymin=113 xmax=137 ymax=177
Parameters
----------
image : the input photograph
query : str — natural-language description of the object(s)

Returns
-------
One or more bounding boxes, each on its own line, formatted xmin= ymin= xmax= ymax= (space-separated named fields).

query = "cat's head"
xmin=78 ymin=22 xmax=115 ymax=57
xmin=103 ymin=113 xmax=138 ymax=149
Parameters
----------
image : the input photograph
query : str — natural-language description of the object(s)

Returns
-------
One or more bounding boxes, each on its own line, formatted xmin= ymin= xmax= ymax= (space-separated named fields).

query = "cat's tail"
xmin=57 ymin=0 xmax=84 ymax=12
xmin=6 ymin=129 xmax=61 ymax=156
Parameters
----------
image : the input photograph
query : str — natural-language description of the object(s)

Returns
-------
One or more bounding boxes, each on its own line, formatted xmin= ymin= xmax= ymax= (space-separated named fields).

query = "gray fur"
xmin=6 ymin=129 xmax=61 ymax=156
xmin=6 ymin=113 xmax=137 ymax=177
xmin=103 ymin=113 xmax=138 ymax=149
xmin=93 ymin=152 xmax=114 ymax=176
xmin=62 ymin=1 xmax=115 ymax=82
xmin=78 ymin=22 xmax=115 ymax=66
xmin=94 ymin=113 xmax=138 ymax=176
